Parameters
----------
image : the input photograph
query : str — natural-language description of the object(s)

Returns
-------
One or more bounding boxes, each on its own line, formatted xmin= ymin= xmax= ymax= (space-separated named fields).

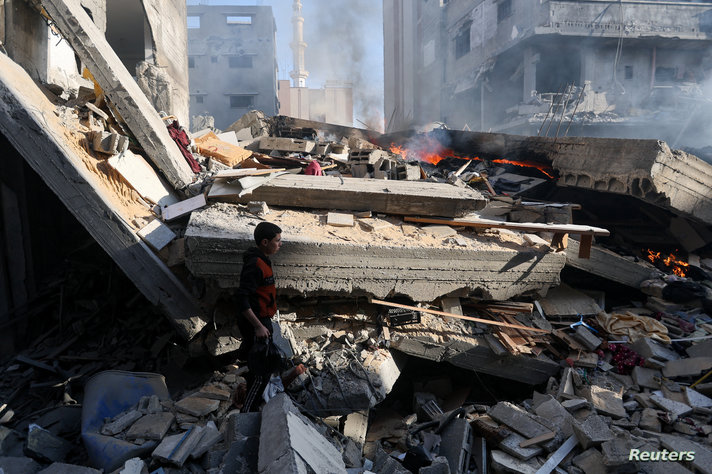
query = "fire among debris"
xmin=389 ymin=138 xmax=555 ymax=178
xmin=645 ymin=249 xmax=690 ymax=277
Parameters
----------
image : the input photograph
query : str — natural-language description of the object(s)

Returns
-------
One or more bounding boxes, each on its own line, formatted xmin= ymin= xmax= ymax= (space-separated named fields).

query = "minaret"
xmin=289 ymin=0 xmax=308 ymax=88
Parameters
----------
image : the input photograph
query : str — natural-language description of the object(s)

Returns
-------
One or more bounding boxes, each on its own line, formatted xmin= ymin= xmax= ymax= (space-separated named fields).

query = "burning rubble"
xmin=2 ymin=3 xmax=712 ymax=474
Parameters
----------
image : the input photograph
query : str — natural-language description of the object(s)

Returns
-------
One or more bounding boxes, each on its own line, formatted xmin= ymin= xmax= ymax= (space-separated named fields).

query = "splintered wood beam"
xmin=403 ymin=216 xmax=608 ymax=259
xmin=370 ymin=299 xmax=550 ymax=334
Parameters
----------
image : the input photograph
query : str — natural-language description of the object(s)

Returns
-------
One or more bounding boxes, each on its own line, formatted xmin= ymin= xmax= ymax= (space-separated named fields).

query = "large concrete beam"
xmin=552 ymin=139 xmax=712 ymax=226
xmin=0 ymin=53 xmax=206 ymax=340
xmin=185 ymin=204 xmax=566 ymax=302
xmin=36 ymin=0 xmax=195 ymax=190
xmin=211 ymin=174 xmax=488 ymax=218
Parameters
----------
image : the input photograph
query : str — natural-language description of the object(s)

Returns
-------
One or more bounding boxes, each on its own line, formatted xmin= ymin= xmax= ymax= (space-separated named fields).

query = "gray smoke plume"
xmin=303 ymin=0 xmax=384 ymax=131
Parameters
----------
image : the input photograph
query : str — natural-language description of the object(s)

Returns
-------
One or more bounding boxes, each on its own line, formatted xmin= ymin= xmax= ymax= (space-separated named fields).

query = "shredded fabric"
xmin=166 ymin=120 xmax=201 ymax=173
xmin=596 ymin=311 xmax=670 ymax=344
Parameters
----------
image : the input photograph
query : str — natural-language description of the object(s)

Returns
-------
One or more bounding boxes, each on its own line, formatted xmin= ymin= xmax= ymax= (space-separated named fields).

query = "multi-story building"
xmin=384 ymin=0 xmax=712 ymax=148
xmin=187 ymin=5 xmax=278 ymax=129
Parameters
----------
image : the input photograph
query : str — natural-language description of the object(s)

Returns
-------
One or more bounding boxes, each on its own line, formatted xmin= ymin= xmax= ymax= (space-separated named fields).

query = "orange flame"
xmin=387 ymin=141 xmax=554 ymax=177
xmin=645 ymin=249 xmax=689 ymax=277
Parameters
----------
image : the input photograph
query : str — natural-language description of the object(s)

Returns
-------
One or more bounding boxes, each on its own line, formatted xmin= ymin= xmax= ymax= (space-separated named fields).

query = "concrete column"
xmin=523 ymin=47 xmax=539 ymax=100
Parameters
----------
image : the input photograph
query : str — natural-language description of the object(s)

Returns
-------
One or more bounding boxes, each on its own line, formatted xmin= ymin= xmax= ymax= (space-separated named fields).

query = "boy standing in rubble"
xmin=236 ymin=221 xmax=282 ymax=412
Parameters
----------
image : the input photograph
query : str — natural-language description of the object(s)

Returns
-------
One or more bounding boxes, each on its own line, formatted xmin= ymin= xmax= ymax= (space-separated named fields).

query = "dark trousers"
xmin=236 ymin=315 xmax=273 ymax=412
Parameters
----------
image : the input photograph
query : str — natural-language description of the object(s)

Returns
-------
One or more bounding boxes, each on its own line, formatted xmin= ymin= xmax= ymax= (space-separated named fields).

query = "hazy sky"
xmin=186 ymin=0 xmax=384 ymax=129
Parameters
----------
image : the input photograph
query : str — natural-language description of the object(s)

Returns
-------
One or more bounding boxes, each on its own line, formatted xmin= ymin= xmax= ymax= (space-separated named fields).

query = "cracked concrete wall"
xmin=138 ymin=0 xmax=189 ymax=126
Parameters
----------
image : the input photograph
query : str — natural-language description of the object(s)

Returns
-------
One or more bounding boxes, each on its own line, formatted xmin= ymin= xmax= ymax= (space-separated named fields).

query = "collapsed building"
xmin=1 ymin=0 xmax=712 ymax=473
xmin=384 ymin=0 xmax=712 ymax=151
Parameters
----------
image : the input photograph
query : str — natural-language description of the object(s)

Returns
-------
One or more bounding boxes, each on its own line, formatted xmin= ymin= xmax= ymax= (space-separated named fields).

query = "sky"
xmin=185 ymin=0 xmax=385 ymax=129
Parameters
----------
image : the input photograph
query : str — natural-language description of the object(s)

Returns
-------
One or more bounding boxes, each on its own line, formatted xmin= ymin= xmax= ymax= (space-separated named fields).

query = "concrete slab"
xmin=632 ymin=366 xmax=662 ymax=390
xmin=0 ymin=52 xmax=206 ymax=340
xmin=258 ymin=393 xmax=346 ymax=474
xmin=572 ymin=448 xmax=605 ymax=474
xmin=663 ymin=357 xmax=712 ymax=378
xmin=552 ymin=137 xmax=712 ymax=225
xmin=686 ymin=339 xmax=712 ymax=359
xmin=578 ymin=385 xmax=627 ymax=419
xmin=572 ymin=415 xmax=614 ymax=450
xmin=101 ymin=410 xmax=143 ymax=436
xmin=490 ymin=450 xmax=542 ymax=474
xmin=489 ymin=402 xmax=551 ymax=439
xmin=565 ymin=239 xmax=660 ymax=288
xmin=26 ymin=424 xmax=72 ymax=463
xmin=649 ymin=394 xmax=692 ymax=419
xmin=0 ymin=456 xmax=41 ymax=474
xmin=175 ymin=396 xmax=220 ymax=417
xmin=185 ymin=204 xmax=566 ymax=303
xmin=638 ymin=408 xmax=662 ymax=432
xmin=39 ymin=0 xmax=195 ymax=189
xmin=631 ymin=338 xmax=680 ymax=362
xmin=534 ymin=398 xmax=575 ymax=437
xmin=499 ymin=433 xmax=543 ymax=460
xmin=659 ymin=434 xmax=712 ymax=474
xmin=125 ymin=412 xmax=174 ymax=440
xmin=36 ymin=463 xmax=101 ymax=474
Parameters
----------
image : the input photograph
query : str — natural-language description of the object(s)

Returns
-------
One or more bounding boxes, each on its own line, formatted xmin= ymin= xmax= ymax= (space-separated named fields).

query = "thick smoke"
xmin=303 ymin=0 xmax=384 ymax=131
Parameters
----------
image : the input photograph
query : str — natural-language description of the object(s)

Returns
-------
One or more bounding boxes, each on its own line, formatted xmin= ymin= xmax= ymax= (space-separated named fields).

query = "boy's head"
xmin=254 ymin=222 xmax=282 ymax=255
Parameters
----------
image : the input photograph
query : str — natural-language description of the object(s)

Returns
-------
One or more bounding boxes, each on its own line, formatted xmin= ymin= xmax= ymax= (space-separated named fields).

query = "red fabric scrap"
xmin=167 ymin=120 xmax=200 ymax=173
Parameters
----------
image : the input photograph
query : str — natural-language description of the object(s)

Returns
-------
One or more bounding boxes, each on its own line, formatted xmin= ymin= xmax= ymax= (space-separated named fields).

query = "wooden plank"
xmin=403 ymin=216 xmax=609 ymax=236
xmin=162 ymin=194 xmax=207 ymax=221
xmin=578 ymin=234 xmax=593 ymax=259
xmin=565 ymin=239 xmax=656 ymax=288
xmin=38 ymin=0 xmax=195 ymax=189
xmin=107 ymin=150 xmax=179 ymax=207
xmin=212 ymin=174 xmax=488 ymax=218
xmin=370 ymin=299 xmax=550 ymax=333
xmin=0 ymin=52 xmax=206 ymax=340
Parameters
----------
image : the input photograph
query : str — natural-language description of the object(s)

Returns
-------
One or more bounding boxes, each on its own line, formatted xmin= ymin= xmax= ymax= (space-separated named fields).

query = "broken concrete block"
xmin=175 ymin=395 xmax=220 ymax=417
xmin=499 ymin=432 xmax=543 ymax=460
xmin=197 ymin=385 xmax=231 ymax=401
xmin=137 ymin=219 xmax=176 ymax=252
xmin=632 ymin=366 xmax=661 ymax=390
xmin=489 ymin=402 xmax=551 ymax=439
xmin=259 ymin=136 xmax=315 ymax=154
xmin=222 ymin=436 xmax=259 ymax=474
xmin=125 ymin=412 xmax=175 ymax=440
xmin=0 ymin=427 xmax=24 ymax=457
xmin=101 ymin=410 xmax=143 ymax=436
xmin=684 ymin=387 xmax=712 ymax=408
xmin=572 ymin=448 xmax=605 ymax=474
xmin=572 ymin=415 xmax=614 ymax=450
xmin=630 ymin=338 xmax=679 ymax=362
xmin=419 ymin=456 xmax=450 ymax=473
xmin=439 ymin=418 xmax=472 ymax=473
xmin=341 ymin=437 xmax=363 ymax=468
xmin=226 ymin=411 xmax=262 ymax=445
xmin=561 ymin=398 xmax=590 ymax=413
xmin=574 ymin=326 xmax=603 ymax=351
xmin=638 ymin=408 xmax=662 ymax=432
xmin=344 ymin=410 xmax=369 ymax=447
xmin=25 ymin=424 xmax=72 ymax=463
xmin=152 ymin=425 xmax=205 ymax=467
xmin=162 ymin=194 xmax=207 ymax=221
xmin=0 ymin=456 xmax=41 ymax=474
xmin=422 ymin=225 xmax=457 ymax=238
xmin=371 ymin=443 xmax=410 ymax=473
xmin=490 ymin=450 xmax=542 ymax=474
xmin=663 ymin=357 xmax=712 ymax=378
xmin=686 ymin=339 xmax=712 ymax=359
xmin=190 ymin=421 xmax=223 ymax=459
xmin=659 ymin=434 xmax=712 ymax=473
xmin=578 ymin=385 xmax=626 ymax=419
xmin=88 ymin=130 xmax=129 ymax=155
xmin=258 ymin=393 xmax=346 ymax=473
xmin=117 ymin=457 xmax=148 ymax=474
xmin=649 ymin=394 xmax=692 ymax=420
xmin=327 ymin=212 xmax=355 ymax=227
xmin=36 ymin=463 xmax=101 ymax=474
xmin=359 ymin=218 xmax=392 ymax=232
xmin=534 ymin=397 xmax=575 ymax=437
xmin=247 ymin=201 xmax=270 ymax=216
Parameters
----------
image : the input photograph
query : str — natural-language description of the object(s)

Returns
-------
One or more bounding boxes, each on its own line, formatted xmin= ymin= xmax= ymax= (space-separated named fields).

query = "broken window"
xmin=497 ymin=0 xmax=512 ymax=23
xmin=188 ymin=56 xmax=196 ymax=69
xmin=655 ymin=66 xmax=677 ymax=83
xmin=625 ymin=65 xmax=633 ymax=80
xmin=187 ymin=16 xmax=200 ymax=29
xmin=229 ymin=56 xmax=253 ymax=68
xmin=455 ymin=22 xmax=471 ymax=59
xmin=226 ymin=15 xmax=252 ymax=25
xmin=229 ymin=95 xmax=255 ymax=108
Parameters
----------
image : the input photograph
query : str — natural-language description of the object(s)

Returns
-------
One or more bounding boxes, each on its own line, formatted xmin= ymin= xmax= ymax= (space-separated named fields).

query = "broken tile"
xmin=327 ymin=212 xmax=355 ymax=227
xmin=572 ymin=415 xmax=614 ymax=450
xmin=579 ymin=385 xmax=627 ymax=419
xmin=499 ymin=433 xmax=543 ymax=461
xmin=101 ymin=410 xmax=143 ymax=436
xmin=137 ymin=219 xmax=176 ymax=252
xmin=649 ymin=394 xmax=692 ymax=420
xmin=125 ymin=412 xmax=174 ymax=440
xmin=632 ymin=366 xmax=661 ymax=390
xmin=175 ymin=396 xmax=220 ymax=417
xmin=638 ymin=408 xmax=661 ymax=432
xmin=489 ymin=402 xmax=551 ymax=438
xmin=684 ymin=387 xmax=712 ymax=408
